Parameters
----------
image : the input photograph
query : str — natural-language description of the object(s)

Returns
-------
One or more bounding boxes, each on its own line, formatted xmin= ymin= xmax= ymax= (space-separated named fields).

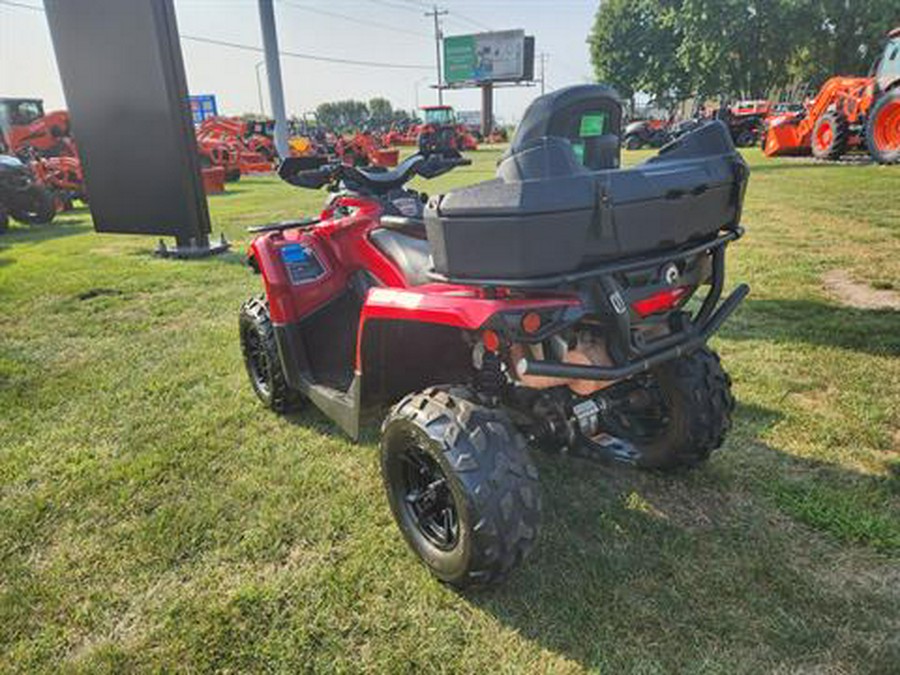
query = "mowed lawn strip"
xmin=1 ymin=148 xmax=898 ymax=673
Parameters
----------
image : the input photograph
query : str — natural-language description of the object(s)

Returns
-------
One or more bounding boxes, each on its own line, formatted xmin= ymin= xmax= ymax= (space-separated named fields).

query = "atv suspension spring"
xmin=475 ymin=351 xmax=506 ymax=403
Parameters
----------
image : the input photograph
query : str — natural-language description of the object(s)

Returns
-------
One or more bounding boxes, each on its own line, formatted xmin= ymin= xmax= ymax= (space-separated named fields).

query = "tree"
xmin=368 ymin=97 xmax=393 ymax=124
xmin=675 ymin=0 xmax=808 ymax=99
xmin=588 ymin=0 xmax=689 ymax=109
xmin=802 ymin=0 xmax=900 ymax=83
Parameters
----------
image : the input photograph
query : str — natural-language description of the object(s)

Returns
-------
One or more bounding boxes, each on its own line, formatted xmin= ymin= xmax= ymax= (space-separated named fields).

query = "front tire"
xmin=624 ymin=134 xmax=643 ymax=150
xmin=811 ymin=112 xmax=849 ymax=160
xmin=867 ymin=90 xmax=900 ymax=165
xmin=603 ymin=347 xmax=735 ymax=470
xmin=381 ymin=386 xmax=541 ymax=588
xmin=239 ymin=296 xmax=303 ymax=413
xmin=10 ymin=185 xmax=55 ymax=225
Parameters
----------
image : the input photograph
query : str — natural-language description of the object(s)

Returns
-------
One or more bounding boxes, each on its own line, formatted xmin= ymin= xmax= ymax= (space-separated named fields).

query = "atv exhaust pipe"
xmin=517 ymin=284 xmax=749 ymax=381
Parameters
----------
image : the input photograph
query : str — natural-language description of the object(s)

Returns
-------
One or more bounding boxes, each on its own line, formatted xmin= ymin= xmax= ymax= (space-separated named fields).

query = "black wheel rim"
xmin=243 ymin=326 xmax=271 ymax=396
xmin=398 ymin=443 xmax=459 ymax=550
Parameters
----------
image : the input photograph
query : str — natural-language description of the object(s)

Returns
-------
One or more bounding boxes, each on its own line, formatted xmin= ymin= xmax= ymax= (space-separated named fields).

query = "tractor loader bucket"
xmin=371 ymin=148 xmax=400 ymax=167
xmin=764 ymin=120 xmax=809 ymax=157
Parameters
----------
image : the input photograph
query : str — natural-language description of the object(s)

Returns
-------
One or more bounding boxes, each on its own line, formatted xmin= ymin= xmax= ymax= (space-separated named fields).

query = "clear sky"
xmin=0 ymin=0 xmax=597 ymax=125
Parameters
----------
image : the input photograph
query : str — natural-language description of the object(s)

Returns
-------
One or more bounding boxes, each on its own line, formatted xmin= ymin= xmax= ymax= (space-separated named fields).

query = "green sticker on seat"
xmin=572 ymin=141 xmax=585 ymax=164
xmin=579 ymin=112 xmax=606 ymax=137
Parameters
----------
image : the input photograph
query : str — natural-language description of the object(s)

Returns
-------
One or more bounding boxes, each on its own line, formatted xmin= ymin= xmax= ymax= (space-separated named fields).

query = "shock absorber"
xmin=475 ymin=349 xmax=505 ymax=404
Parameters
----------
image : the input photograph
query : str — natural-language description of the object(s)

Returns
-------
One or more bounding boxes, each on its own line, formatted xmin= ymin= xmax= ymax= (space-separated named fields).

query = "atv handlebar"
xmin=278 ymin=153 xmax=471 ymax=194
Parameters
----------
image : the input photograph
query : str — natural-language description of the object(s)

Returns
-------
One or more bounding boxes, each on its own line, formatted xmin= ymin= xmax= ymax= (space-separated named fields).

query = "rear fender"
xmin=356 ymin=285 xmax=581 ymax=369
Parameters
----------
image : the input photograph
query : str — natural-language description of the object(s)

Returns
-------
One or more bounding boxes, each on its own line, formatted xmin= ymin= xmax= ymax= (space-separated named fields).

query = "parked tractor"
xmin=418 ymin=106 xmax=478 ymax=157
xmin=622 ymin=118 xmax=672 ymax=150
xmin=0 ymin=97 xmax=87 ymax=208
xmin=763 ymin=27 xmax=900 ymax=163
xmin=196 ymin=116 xmax=276 ymax=175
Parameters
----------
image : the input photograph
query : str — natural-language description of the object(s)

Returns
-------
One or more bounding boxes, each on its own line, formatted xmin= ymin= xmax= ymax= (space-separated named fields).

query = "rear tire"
xmin=604 ymin=347 xmax=734 ymax=470
xmin=866 ymin=90 xmax=900 ymax=165
xmin=811 ymin=112 xmax=849 ymax=160
xmin=10 ymin=185 xmax=55 ymax=225
xmin=381 ymin=386 xmax=541 ymax=588
xmin=239 ymin=296 xmax=303 ymax=413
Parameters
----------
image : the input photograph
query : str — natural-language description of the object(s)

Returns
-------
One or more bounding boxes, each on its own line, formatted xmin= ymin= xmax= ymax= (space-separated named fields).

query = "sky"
xmin=0 ymin=0 xmax=597 ymax=126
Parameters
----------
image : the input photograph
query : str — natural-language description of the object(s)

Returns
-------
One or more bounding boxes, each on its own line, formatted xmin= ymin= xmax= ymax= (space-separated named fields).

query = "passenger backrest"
xmin=506 ymin=84 xmax=623 ymax=171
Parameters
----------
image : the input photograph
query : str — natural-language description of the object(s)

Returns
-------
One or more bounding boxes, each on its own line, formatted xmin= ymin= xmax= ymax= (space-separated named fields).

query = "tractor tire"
xmin=735 ymin=129 xmax=757 ymax=147
xmin=0 ymin=207 xmax=8 ymax=234
xmin=811 ymin=112 xmax=849 ymax=160
xmin=602 ymin=347 xmax=734 ymax=470
xmin=239 ymin=296 xmax=304 ymax=413
xmin=381 ymin=386 xmax=541 ymax=588
xmin=225 ymin=168 xmax=241 ymax=183
xmin=9 ymin=185 xmax=56 ymax=225
xmin=866 ymin=90 xmax=900 ymax=165
xmin=624 ymin=134 xmax=643 ymax=150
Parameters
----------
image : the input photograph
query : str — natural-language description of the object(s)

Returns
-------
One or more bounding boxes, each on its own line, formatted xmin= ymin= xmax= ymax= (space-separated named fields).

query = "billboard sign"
xmin=189 ymin=95 xmax=218 ymax=125
xmin=444 ymin=30 xmax=532 ymax=85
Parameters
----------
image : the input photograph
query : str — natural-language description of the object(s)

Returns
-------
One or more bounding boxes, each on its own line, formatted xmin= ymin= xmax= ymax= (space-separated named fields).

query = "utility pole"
xmin=258 ymin=0 xmax=288 ymax=157
xmin=254 ymin=60 xmax=266 ymax=116
xmin=424 ymin=5 xmax=448 ymax=105
xmin=539 ymin=52 xmax=548 ymax=96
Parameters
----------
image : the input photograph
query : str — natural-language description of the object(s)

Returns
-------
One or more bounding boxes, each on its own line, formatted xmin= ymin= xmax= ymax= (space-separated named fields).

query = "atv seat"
xmin=344 ymin=154 xmax=424 ymax=193
xmin=369 ymin=227 xmax=432 ymax=286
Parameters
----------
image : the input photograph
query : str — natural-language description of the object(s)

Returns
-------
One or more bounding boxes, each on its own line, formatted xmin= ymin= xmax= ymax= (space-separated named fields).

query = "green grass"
xmin=1 ymin=148 xmax=898 ymax=673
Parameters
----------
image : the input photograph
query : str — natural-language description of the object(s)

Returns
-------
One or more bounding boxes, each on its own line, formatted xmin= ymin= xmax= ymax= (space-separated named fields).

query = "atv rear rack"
xmin=434 ymin=227 xmax=747 ymax=383
xmin=517 ymin=283 xmax=748 ymax=381
xmin=427 ymin=226 xmax=744 ymax=288
xmin=505 ymin=227 xmax=748 ymax=381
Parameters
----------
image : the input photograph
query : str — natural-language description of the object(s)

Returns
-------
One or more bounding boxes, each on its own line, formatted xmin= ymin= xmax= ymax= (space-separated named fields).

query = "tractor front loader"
xmin=763 ymin=27 xmax=900 ymax=164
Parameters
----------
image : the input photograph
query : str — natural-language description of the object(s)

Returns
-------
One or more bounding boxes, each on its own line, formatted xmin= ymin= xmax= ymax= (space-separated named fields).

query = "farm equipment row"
xmin=762 ymin=27 xmax=900 ymax=163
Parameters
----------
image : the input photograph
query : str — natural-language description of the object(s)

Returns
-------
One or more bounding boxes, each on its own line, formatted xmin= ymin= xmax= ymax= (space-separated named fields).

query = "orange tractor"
xmin=0 ymin=97 xmax=87 ymax=208
xmin=763 ymin=27 xmax=900 ymax=163
xmin=195 ymin=116 xmax=277 ymax=177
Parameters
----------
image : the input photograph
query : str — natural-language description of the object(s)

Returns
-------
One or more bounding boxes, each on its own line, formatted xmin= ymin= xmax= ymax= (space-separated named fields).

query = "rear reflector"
xmin=631 ymin=286 xmax=689 ymax=318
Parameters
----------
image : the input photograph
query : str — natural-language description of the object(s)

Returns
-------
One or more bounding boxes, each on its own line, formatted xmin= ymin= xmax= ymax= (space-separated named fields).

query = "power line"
xmin=181 ymin=35 xmax=431 ymax=70
xmin=389 ymin=0 xmax=492 ymax=33
xmin=0 ymin=0 xmax=42 ymax=11
xmin=278 ymin=0 xmax=428 ymax=41
xmin=363 ymin=0 xmax=426 ymax=14
xmin=0 ymin=1 xmax=431 ymax=70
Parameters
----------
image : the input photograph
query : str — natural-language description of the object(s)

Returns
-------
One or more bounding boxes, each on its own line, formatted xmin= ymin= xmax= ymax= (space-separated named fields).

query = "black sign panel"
xmin=44 ymin=0 xmax=210 ymax=243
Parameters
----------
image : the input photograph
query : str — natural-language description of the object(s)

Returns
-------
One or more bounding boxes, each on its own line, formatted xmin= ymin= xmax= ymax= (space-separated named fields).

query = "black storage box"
xmin=425 ymin=88 xmax=748 ymax=280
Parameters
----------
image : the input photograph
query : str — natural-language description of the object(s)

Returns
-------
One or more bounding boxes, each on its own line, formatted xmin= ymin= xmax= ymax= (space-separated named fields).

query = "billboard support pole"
xmin=480 ymin=83 xmax=493 ymax=137
xmin=258 ymin=0 xmax=288 ymax=157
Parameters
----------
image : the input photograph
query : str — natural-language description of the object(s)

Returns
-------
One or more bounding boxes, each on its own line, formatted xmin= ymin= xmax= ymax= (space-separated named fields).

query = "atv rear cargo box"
xmin=425 ymin=120 xmax=749 ymax=280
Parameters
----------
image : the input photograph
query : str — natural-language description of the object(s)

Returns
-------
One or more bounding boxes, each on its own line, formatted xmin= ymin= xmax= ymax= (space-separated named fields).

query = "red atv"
xmin=240 ymin=86 xmax=749 ymax=587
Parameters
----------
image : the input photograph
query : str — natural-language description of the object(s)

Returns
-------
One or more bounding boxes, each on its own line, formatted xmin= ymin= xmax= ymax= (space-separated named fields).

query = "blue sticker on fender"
xmin=281 ymin=244 xmax=309 ymax=263
xmin=281 ymin=244 xmax=324 ymax=284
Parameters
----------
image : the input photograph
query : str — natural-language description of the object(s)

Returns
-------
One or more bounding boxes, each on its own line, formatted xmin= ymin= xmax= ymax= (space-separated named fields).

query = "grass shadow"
xmin=722 ymin=298 xmax=899 ymax=357
xmin=0 ymin=216 xmax=93 ymax=248
xmin=464 ymin=401 xmax=899 ymax=671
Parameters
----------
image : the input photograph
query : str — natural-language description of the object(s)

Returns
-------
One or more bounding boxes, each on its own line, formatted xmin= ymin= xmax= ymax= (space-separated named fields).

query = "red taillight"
xmin=631 ymin=286 xmax=690 ymax=318
xmin=521 ymin=312 xmax=542 ymax=334
xmin=482 ymin=330 xmax=500 ymax=352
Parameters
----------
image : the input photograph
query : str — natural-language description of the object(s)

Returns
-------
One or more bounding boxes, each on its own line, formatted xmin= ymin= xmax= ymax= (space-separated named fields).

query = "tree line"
xmin=314 ymin=97 xmax=412 ymax=130
xmin=588 ymin=0 xmax=900 ymax=107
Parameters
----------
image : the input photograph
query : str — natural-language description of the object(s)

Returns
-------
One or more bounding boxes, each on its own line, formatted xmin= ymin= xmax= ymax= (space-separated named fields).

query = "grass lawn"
xmin=1 ymin=147 xmax=898 ymax=673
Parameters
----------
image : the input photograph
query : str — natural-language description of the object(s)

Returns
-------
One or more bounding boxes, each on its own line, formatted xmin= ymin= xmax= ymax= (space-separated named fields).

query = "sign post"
xmin=43 ymin=0 xmax=227 ymax=258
